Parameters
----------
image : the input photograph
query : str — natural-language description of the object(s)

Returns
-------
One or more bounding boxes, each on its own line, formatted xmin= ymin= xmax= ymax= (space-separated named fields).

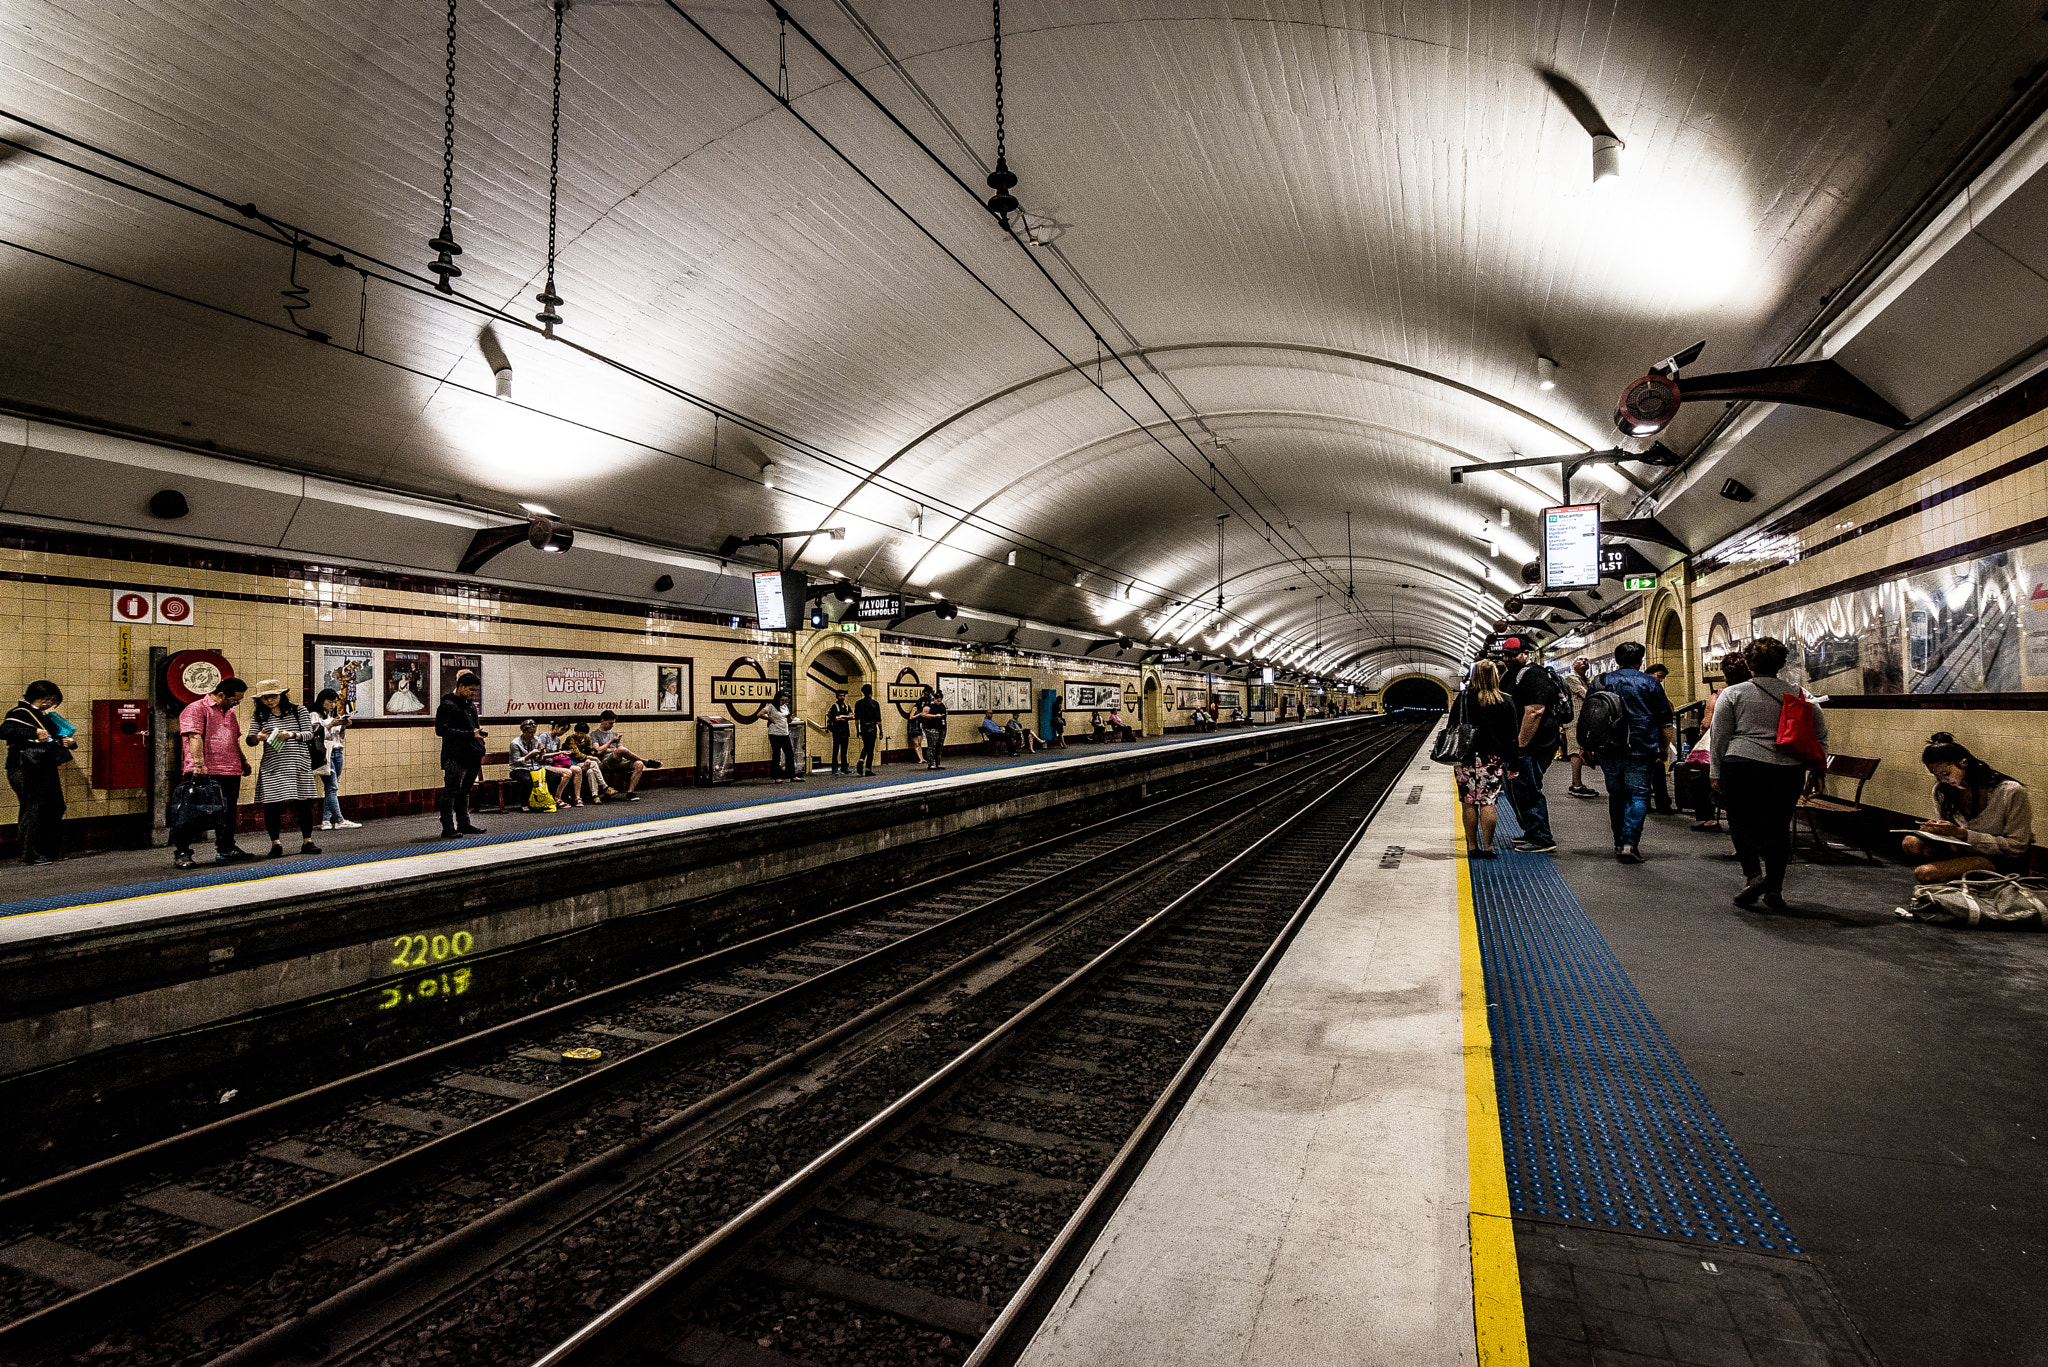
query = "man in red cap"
xmin=1499 ymin=636 xmax=1560 ymax=853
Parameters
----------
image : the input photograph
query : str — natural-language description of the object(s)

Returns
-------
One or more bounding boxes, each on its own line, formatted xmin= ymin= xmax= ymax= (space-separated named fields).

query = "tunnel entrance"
xmin=1381 ymin=676 xmax=1450 ymax=712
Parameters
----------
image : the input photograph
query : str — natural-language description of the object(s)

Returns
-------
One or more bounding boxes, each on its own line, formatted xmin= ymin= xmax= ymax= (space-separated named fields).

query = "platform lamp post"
xmin=719 ymin=526 xmax=847 ymax=712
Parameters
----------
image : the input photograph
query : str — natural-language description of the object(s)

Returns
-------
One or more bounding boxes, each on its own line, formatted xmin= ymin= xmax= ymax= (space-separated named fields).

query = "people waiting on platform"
xmin=908 ymin=689 xmax=931 ymax=765
xmin=509 ymin=719 xmax=557 ymax=811
xmin=4 ymin=680 xmax=76 ymax=865
xmin=980 ymin=710 xmax=1013 ymax=754
xmin=1089 ymin=710 xmax=1108 ymax=743
xmin=1563 ymin=656 xmax=1596 ymax=799
xmin=1589 ymin=643 xmax=1675 ymax=865
xmin=1051 ymin=698 xmax=1067 ymax=747
xmin=1684 ymin=654 xmax=1749 ymax=832
xmin=1005 ymin=713 xmax=1039 ymax=754
xmin=1452 ymin=660 xmax=1520 ymax=859
xmin=765 ymin=691 xmax=796 ymax=783
xmin=245 ymin=681 xmax=323 ymax=859
xmin=1500 ymin=636 xmax=1561 ymax=855
xmin=918 ymin=689 xmax=949 ymax=770
xmin=313 ymin=689 xmax=360 ymax=830
xmin=589 ymin=710 xmax=647 ymax=801
xmin=173 ymin=677 xmax=251 ymax=869
xmin=1709 ymin=637 xmax=1823 ymax=910
xmin=1191 ymin=707 xmax=1213 ymax=732
xmin=557 ymin=721 xmax=608 ymax=805
xmin=1644 ymin=663 xmax=1677 ymax=814
xmin=826 ymin=690 xmax=853 ymax=775
xmin=854 ymin=684 xmax=881 ymax=776
xmin=1902 ymin=733 xmax=2035 ymax=882
xmin=1106 ymin=708 xmax=1128 ymax=740
xmin=434 ymin=671 xmax=489 ymax=838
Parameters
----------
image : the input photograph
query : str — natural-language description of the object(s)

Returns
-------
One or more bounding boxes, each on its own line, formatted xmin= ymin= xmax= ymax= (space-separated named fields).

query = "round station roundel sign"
xmin=712 ymin=657 xmax=776 ymax=723
xmin=890 ymin=667 xmax=924 ymax=719
xmin=162 ymin=649 xmax=235 ymax=705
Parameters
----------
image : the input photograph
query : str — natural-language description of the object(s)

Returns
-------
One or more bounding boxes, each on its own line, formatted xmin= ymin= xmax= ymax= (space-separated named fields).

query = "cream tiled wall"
xmin=0 ymin=534 xmax=1260 ymax=835
xmin=1688 ymin=399 xmax=2048 ymax=816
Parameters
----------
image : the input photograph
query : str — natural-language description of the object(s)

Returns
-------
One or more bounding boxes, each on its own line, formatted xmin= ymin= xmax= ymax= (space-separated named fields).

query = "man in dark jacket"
xmin=826 ymin=689 xmax=853 ymax=775
xmin=853 ymin=684 xmax=882 ymax=776
xmin=435 ymin=672 xmax=489 ymax=838
xmin=1595 ymin=642 xmax=1675 ymax=863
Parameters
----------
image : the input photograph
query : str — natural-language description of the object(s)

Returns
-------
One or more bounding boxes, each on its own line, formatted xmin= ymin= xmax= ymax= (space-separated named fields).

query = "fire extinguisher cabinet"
xmin=92 ymin=699 xmax=151 ymax=790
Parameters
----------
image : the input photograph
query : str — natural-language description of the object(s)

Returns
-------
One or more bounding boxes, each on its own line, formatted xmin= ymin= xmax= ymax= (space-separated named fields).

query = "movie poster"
xmin=659 ymin=666 xmax=684 ymax=712
xmin=383 ymin=651 xmax=431 ymax=715
xmin=319 ymin=645 xmax=376 ymax=719
xmin=440 ymin=653 xmax=482 ymax=698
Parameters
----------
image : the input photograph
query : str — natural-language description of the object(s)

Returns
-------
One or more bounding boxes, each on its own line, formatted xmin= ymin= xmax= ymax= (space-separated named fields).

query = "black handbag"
xmin=167 ymin=774 xmax=229 ymax=830
xmin=17 ymin=739 xmax=74 ymax=772
xmin=1430 ymin=693 xmax=1478 ymax=766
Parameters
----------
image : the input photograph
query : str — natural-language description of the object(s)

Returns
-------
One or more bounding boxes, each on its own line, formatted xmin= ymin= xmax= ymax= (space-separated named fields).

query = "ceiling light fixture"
xmin=520 ymin=502 xmax=554 ymax=516
xmin=1006 ymin=550 xmax=1017 ymax=566
xmin=426 ymin=0 xmax=465 ymax=292
xmin=761 ymin=462 xmax=778 ymax=489
xmin=1536 ymin=356 xmax=1557 ymax=390
xmin=533 ymin=0 xmax=568 ymax=336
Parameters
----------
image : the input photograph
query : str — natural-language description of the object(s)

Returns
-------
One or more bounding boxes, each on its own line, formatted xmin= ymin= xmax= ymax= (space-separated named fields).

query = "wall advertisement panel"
xmin=1064 ymin=680 xmax=1123 ymax=711
xmin=308 ymin=636 xmax=692 ymax=722
xmin=1173 ymin=686 xmax=1209 ymax=711
xmin=938 ymin=673 xmax=1032 ymax=714
xmin=1750 ymin=545 xmax=2029 ymax=696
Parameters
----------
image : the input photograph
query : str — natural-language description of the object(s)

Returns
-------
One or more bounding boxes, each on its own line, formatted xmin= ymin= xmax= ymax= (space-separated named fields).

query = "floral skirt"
xmin=1454 ymin=755 xmax=1508 ymax=807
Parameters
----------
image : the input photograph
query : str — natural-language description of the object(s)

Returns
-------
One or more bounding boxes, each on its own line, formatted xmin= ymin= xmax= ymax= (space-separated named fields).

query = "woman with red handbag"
xmin=1709 ymin=637 xmax=1827 ymax=910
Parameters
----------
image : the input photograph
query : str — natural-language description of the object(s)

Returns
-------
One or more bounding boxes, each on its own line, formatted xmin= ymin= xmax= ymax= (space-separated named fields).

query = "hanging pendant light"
xmin=427 ymin=0 xmax=464 ymax=293
xmin=535 ymin=0 xmax=568 ymax=335
xmin=984 ymin=0 xmax=1019 ymax=220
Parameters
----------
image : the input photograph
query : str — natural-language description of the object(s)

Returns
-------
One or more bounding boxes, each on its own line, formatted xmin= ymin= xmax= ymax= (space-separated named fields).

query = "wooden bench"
xmin=1793 ymin=754 xmax=1881 ymax=862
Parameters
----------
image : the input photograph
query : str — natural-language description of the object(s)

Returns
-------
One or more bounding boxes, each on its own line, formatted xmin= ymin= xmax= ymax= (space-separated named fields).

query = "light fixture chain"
xmin=991 ymin=0 xmax=1004 ymax=165
xmin=426 ymin=0 xmax=465 ymax=293
xmin=778 ymin=11 xmax=789 ymax=103
xmin=536 ymin=0 xmax=567 ymax=334
xmin=982 ymin=0 xmax=1019 ymax=219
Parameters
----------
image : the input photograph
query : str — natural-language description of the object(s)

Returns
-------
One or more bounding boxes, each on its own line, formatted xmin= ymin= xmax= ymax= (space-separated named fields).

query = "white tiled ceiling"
xmin=1 ymin=0 xmax=2043 ymax=676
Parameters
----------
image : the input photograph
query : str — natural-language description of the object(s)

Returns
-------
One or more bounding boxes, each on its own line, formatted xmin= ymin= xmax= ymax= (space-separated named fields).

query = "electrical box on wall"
xmin=92 ymin=699 xmax=150 ymax=790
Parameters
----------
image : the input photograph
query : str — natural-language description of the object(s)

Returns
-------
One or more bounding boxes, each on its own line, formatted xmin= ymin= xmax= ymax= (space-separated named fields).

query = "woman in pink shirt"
xmin=173 ymin=677 xmax=253 ymax=869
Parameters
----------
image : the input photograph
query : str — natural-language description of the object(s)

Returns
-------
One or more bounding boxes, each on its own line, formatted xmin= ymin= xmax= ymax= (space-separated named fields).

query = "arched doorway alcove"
xmin=1382 ymin=675 xmax=1452 ymax=712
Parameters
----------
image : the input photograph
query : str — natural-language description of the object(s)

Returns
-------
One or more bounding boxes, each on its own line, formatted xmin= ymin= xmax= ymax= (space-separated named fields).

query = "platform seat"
xmin=1794 ymin=753 xmax=1880 ymax=862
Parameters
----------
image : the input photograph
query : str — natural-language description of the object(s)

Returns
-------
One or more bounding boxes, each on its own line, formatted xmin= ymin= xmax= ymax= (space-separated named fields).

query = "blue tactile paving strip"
xmin=1472 ymin=807 xmax=1800 ymax=1252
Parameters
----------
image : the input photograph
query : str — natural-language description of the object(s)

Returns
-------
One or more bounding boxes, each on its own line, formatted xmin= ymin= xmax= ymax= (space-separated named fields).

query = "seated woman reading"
xmin=1901 ymin=732 xmax=2034 ymax=883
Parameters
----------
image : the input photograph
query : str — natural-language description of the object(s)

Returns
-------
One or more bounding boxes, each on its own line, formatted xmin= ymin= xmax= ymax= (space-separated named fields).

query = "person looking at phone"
xmin=3 ymin=680 xmax=76 ymax=865
xmin=435 ymin=671 xmax=489 ymax=838
xmin=1902 ymin=732 xmax=2033 ymax=883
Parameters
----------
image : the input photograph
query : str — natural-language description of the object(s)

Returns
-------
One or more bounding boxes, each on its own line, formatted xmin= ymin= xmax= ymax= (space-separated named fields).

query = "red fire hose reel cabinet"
xmin=92 ymin=699 xmax=150 ymax=790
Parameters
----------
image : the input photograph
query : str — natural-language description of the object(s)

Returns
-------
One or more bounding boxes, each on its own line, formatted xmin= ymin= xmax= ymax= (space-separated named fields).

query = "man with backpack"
xmin=1500 ymin=637 xmax=1564 ymax=854
xmin=1583 ymin=642 xmax=1676 ymax=863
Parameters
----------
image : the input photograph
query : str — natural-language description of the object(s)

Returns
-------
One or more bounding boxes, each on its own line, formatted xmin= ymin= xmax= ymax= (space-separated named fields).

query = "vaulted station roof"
xmin=4 ymin=1 xmax=2046 ymax=683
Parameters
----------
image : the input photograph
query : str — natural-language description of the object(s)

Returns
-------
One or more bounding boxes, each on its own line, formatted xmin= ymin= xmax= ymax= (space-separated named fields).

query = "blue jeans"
xmin=1504 ymin=748 xmax=1553 ymax=845
xmin=321 ymin=749 xmax=345 ymax=824
xmin=1600 ymin=755 xmax=1653 ymax=848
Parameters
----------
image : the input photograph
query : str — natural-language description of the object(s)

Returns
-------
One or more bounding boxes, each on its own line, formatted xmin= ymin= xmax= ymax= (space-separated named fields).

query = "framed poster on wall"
xmin=938 ymin=673 xmax=1031 ymax=714
xmin=308 ymin=637 xmax=692 ymax=723
xmin=1064 ymin=680 xmax=1122 ymax=711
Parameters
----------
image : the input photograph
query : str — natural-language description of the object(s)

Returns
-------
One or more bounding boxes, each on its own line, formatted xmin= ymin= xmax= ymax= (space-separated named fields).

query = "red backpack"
xmin=1774 ymin=685 xmax=1826 ymax=768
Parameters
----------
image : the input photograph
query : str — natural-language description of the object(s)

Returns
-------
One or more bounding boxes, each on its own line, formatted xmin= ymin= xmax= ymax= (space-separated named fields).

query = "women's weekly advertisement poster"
xmin=383 ymin=651 xmax=430 ymax=714
xmin=319 ymin=645 xmax=376 ymax=718
xmin=440 ymin=653 xmax=483 ymax=697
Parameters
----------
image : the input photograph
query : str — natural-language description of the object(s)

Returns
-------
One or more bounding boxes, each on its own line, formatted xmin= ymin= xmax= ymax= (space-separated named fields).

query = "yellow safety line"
xmin=1454 ymin=802 xmax=1530 ymax=1366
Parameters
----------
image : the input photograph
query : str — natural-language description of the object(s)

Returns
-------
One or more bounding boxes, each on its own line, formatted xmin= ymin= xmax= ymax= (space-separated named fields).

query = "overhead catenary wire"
xmin=757 ymin=2 xmax=1391 ymax=645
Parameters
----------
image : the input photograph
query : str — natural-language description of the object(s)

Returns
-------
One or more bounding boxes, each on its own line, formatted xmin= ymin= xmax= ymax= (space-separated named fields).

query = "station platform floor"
xmin=0 ymin=721 xmax=1319 ymax=926
xmin=1019 ymin=735 xmax=2048 ymax=1367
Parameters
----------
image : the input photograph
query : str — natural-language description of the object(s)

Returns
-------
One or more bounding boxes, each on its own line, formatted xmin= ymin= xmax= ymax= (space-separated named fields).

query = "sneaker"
xmin=300 ymin=841 xmax=322 ymax=855
xmin=1470 ymin=848 xmax=1498 ymax=859
xmin=175 ymin=853 xmax=198 ymax=870
xmin=320 ymin=819 xmax=334 ymax=831
xmin=1761 ymin=893 xmax=1789 ymax=912
xmin=1511 ymin=838 xmax=1557 ymax=853
xmin=456 ymin=825 xmax=488 ymax=835
xmin=337 ymin=819 xmax=362 ymax=829
xmin=439 ymin=829 xmax=461 ymax=840
xmin=217 ymin=848 xmax=257 ymax=864
xmin=1732 ymin=877 xmax=1767 ymax=908
xmin=1567 ymin=785 xmax=1599 ymax=798
xmin=266 ymin=844 xmax=286 ymax=859
xmin=621 ymin=793 xmax=639 ymax=802
xmin=1616 ymin=845 xmax=1643 ymax=864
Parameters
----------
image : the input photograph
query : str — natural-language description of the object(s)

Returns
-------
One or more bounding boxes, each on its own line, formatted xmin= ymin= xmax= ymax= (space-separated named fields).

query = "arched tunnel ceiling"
xmin=2 ymin=1 xmax=2045 ymax=680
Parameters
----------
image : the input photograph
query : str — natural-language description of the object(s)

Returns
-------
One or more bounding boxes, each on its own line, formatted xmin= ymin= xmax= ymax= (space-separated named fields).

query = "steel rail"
xmin=963 ymin=737 xmax=1413 ymax=1365
xmin=528 ymin=726 xmax=1419 ymax=1367
xmin=196 ymin=725 xmax=1412 ymax=1367
xmin=0 ymin=719 xmax=1369 ymax=1227
xmin=0 ymin=722 xmax=1391 ymax=1357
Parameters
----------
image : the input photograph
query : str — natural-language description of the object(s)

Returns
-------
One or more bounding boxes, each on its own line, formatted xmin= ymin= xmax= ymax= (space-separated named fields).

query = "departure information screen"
xmin=1542 ymin=503 xmax=1602 ymax=591
xmin=752 ymin=570 xmax=792 ymax=630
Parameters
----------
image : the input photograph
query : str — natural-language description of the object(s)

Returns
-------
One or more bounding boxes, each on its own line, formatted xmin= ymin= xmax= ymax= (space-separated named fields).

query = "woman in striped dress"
xmin=245 ymin=679 xmax=323 ymax=858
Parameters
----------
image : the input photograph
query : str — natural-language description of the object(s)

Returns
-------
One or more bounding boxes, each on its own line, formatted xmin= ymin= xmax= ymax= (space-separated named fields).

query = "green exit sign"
xmin=836 ymin=622 xmax=861 ymax=633
xmin=1623 ymin=575 xmax=1657 ymax=591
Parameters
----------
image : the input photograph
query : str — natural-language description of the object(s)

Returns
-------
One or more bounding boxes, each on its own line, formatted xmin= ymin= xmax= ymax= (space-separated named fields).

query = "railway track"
xmin=0 ymin=718 xmax=1417 ymax=1366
